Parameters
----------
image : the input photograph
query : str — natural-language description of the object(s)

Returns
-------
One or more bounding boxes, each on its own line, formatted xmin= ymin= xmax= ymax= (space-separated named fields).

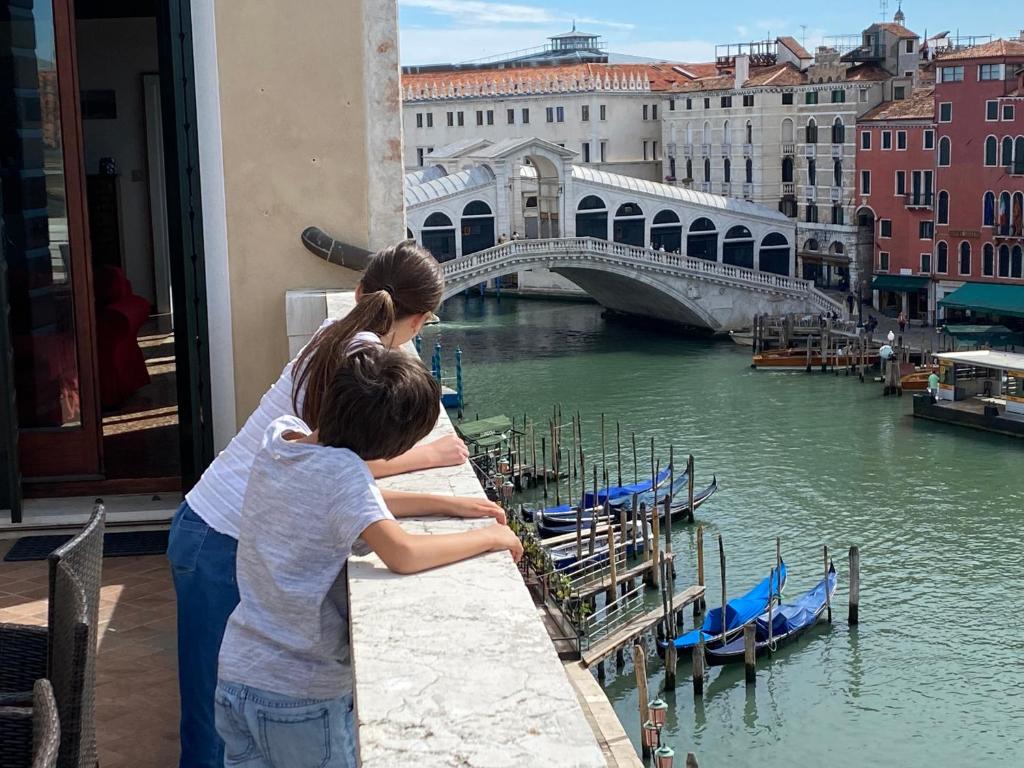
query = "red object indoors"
xmin=95 ymin=266 xmax=151 ymax=409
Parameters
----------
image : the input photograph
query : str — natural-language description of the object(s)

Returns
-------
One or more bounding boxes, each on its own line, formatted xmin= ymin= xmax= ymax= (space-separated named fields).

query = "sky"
xmin=397 ymin=0 xmax=1018 ymax=65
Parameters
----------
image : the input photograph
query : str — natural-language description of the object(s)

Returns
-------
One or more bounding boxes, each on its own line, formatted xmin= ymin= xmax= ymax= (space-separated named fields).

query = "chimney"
xmin=734 ymin=54 xmax=750 ymax=90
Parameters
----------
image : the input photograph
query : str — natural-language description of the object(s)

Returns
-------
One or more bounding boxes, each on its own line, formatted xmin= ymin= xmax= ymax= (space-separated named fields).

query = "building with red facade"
xmin=858 ymin=38 xmax=1024 ymax=327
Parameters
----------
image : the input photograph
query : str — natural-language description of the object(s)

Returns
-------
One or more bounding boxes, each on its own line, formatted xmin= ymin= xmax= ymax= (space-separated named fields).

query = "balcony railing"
xmin=805 ymin=185 xmax=817 ymax=199
xmin=743 ymin=182 xmax=754 ymax=199
xmin=699 ymin=181 xmax=712 ymax=192
xmin=803 ymin=144 xmax=816 ymax=158
xmin=781 ymin=181 xmax=795 ymax=196
xmin=831 ymin=144 xmax=843 ymax=159
xmin=666 ymin=143 xmax=677 ymax=156
xmin=721 ymin=142 xmax=732 ymax=155
xmin=830 ymin=186 xmax=842 ymax=203
xmin=904 ymin=192 xmax=934 ymax=209
xmin=720 ymin=182 xmax=731 ymax=195
xmin=743 ymin=143 xmax=753 ymax=157
xmin=700 ymin=143 xmax=711 ymax=156
xmin=683 ymin=144 xmax=693 ymax=157
xmin=782 ymin=142 xmax=795 ymax=156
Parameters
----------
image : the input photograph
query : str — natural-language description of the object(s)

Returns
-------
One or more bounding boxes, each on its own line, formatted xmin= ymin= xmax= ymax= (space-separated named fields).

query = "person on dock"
xmin=928 ymin=370 xmax=940 ymax=402
xmin=846 ymin=293 xmax=855 ymax=316
xmin=214 ymin=343 xmax=523 ymax=768
xmin=898 ymin=311 xmax=907 ymax=335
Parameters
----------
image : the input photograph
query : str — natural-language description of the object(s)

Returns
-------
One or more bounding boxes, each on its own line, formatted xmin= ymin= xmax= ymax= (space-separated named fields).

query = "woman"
xmin=168 ymin=241 xmax=499 ymax=768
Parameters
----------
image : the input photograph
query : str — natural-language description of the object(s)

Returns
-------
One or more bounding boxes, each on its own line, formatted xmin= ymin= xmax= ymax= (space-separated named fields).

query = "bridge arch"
xmin=613 ymin=202 xmax=645 ymax=247
xmin=576 ymin=195 xmax=608 ymax=239
xmin=723 ymin=225 xmax=754 ymax=269
xmin=759 ymin=232 xmax=791 ymax=276
xmin=688 ymin=217 xmax=718 ymax=261
xmin=651 ymin=210 xmax=682 ymax=252
xmin=421 ymin=212 xmax=457 ymax=262
xmin=461 ymin=200 xmax=495 ymax=255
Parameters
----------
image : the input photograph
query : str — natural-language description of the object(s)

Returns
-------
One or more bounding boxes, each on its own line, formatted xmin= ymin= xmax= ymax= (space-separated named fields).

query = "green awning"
xmin=942 ymin=324 xmax=1023 ymax=346
xmin=871 ymin=275 xmax=930 ymax=292
xmin=938 ymin=283 xmax=1024 ymax=319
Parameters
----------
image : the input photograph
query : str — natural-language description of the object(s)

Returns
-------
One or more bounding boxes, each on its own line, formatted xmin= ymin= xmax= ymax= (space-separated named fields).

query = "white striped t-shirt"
xmin=185 ymin=319 xmax=337 ymax=539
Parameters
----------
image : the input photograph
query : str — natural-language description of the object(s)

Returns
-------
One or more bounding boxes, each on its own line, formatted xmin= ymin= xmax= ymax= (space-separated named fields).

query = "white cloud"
xmin=400 ymin=25 xmax=551 ymax=64
xmin=735 ymin=25 xmax=749 ymax=38
xmin=398 ymin=0 xmax=633 ymax=30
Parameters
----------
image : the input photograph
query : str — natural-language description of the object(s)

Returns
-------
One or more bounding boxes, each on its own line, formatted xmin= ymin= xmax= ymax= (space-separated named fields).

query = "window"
xmin=743 ymin=94 xmax=754 ymax=107
xmin=685 ymin=157 xmax=692 ymax=178
xmin=897 ymin=131 xmax=907 ymax=150
xmin=669 ymin=99 xmax=676 ymax=111
xmin=979 ymin=63 xmax=1003 ymax=81
xmin=808 ymin=158 xmax=816 ymax=185
xmin=895 ymin=171 xmax=906 ymax=195
xmin=923 ymin=130 xmax=934 ymax=149
xmin=599 ymin=104 xmax=606 ymax=121
xmin=805 ymin=91 xmax=818 ymax=105
xmin=938 ymin=137 xmax=951 ymax=166
xmin=920 ymin=253 xmax=931 ymax=273
xmin=937 ymin=191 xmax=949 ymax=224
xmin=894 ymin=85 xmax=906 ymax=100
xmin=703 ymin=157 xmax=711 ymax=182
xmin=486 ymin=110 xmax=494 ymax=125
xmin=782 ymin=156 xmax=794 ymax=183
xmin=416 ymin=113 xmax=423 ymax=128
xmin=782 ymin=92 xmax=794 ymax=105
xmin=983 ymin=243 xmax=994 ymax=276
xmin=880 ymin=219 xmax=892 ymax=238
xmin=522 ymin=108 xmax=530 ymax=124
xmin=1003 ymin=105 xmax=1015 ymax=121
xmin=685 ymin=98 xmax=692 ymax=110
xmin=476 ymin=110 xmax=484 ymax=126
xmin=999 ymin=245 xmax=1011 ymax=277
xmin=936 ymin=242 xmax=948 ymax=273
xmin=882 ymin=131 xmax=892 ymax=150
xmin=805 ymin=203 xmax=819 ymax=223
xmin=600 ymin=141 xmax=607 ymax=162
xmin=745 ymin=122 xmax=752 ymax=143
xmin=652 ymin=140 xmax=658 ymax=159
xmin=446 ymin=111 xmax=454 ymax=127
xmin=985 ymin=136 xmax=998 ymax=165
xmin=831 ymin=89 xmax=845 ymax=103
xmin=983 ymin=191 xmax=996 ymax=226
xmin=652 ymin=104 xmax=658 ymax=120
xmin=806 ymin=119 xmax=818 ymax=143
xmin=703 ymin=98 xmax=710 ymax=109
xmin=920 ymin=221 xmax=934 ymax=239
xmin=546 ymin=107 xmax=554 ymax=123
xmin=427 ymin=113 xmax=433 ymax=127
xmin=723 ymin=157 xmax=732 ymax=182
xmin=959 ymin=241 xmax=971 ymax=275
xmin=860 ymin=90 xmax=868 ymax=102
xmin=457 ymin=111 xmax=465 ymax=126
xmin=861 ymin=170 xmax=871 ymax=195
xmin=832 ymin=204 xmax=844 ymax=225
xmin=879 ymin=251 xmax=890 ymax=271
xmin=1014 ymin=246 xmax=1023 ymax=279
xmin=642 ymin=140 xmax=649 ymax=161
xmin=939 ymin=102 xmax=952 ymax=122
xmin=556 ymin=106 xmax=564 ymax=122
xmin=643 ymin=104 xmax=649 ymax=120
xmin=1002 ymin=136 xmax=1014 ymax=166
xmin=745 ymin=158 xmax=753 ymax=183
xmin=721 ymin=96 xmax=732 ymax=108
xmin=834 ymin=160 xmax=842 ymax=187
xmin=582 ymin=142 xmax=591 ymax=163
xmin=581 ymin=105 xmax=590 ymax=121
xmin=940 ymin=65 xmax=964 ymax=82
xmin=416 ymin=147 xmax=424 ymax=166
xmin=507 ymin=108 xmax=515 ymax=124
xmin=861 ymin=131 xmax=871 ymax=150
xmin=987 ymin=101 xmax=999 ymax=121
xmin=905 ymin=40 xmax=914 ymax=54
xmin=832 ymin=119 xmax=845 ymax=145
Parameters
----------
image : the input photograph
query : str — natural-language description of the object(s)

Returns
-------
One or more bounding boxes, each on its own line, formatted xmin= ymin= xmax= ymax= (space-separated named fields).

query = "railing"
xmin=782 ymin=142 xmax=795 ymax=156
xmin=721 ymin=142 xmax=732 ymax=155
xmin=720 ymin=182 xmax=731 ymax=195
xmin=831 ymin=144 xmax=843 ymax=159
xmin=803 ymin=143 xmax=816 ymax=158
xmin=743 ymin=182 xmax=754 ymax=199
xmin=666 ymin=143 xmax=677 ymax=156
xmin=830 ymin=186 xmax=842 ymax=203
xmin=441 ymin=237 xmax=846 ymax=317
xmin=805 ymin=185 xmax=817 ymax=199
xmin=781 ymin=182 xmax=795 ymax=196
xmin=698 ymin=181 xmax=712 ymax=192
xmin=904 ymin=192 xmax=934 ymax=209
xmin=580 ymin=582 xmax=648 ymax=650
xmin=683 ymin=144 xmax=693 ymax=157
xmin=743 ymin=143 xmax=754 ymax=157
xmin=700 ymin=142 xmax=711 ymax=156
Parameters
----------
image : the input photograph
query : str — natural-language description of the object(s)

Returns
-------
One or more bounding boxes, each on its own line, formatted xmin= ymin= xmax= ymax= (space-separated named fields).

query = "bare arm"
xmin=360 ymin=519 xmax=523 ymax=575
xmin=380 ymin=489 xmax=507 ymax=524
xmin=366 ymin=434 xmax=469 ymax=479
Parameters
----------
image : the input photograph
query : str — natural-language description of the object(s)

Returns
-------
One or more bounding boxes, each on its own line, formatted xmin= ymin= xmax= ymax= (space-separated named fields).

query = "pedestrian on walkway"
xmin=898 ymin=311 xmax=907 ymax=334
xmin=846 ymin=292 xmax=855 ymax=315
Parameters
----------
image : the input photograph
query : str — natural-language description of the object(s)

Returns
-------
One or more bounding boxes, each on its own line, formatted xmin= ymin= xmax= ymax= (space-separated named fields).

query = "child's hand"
xmin=449 ymin=497 xmax=507 ymax=525
xmin=424 ymin=434 xmax=469 ymax=468
xmin=488 ymin=524 xmax=524 ymax=562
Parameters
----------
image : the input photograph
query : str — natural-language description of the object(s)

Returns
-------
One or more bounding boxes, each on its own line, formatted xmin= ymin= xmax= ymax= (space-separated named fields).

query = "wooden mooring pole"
xmin=606 ymin=521 xmax=618 ymax=605
xmin=824 ymin=544 xmax=832 ymax=623
xmin=695 ymin=525 xmax=706 ymax=615
xmin=692 ymin=638 xmax=705 ymax=697
xmin=633 ymin=644 xmax=652 ymax=759
xmin=541 ymin=438 xmax=548 ymax=503
xmin=849 ymin=545 xmax=860 ymax=625
xmin=616 ymin=421 xmax=622 ymax=487
xmin=687 ymin=454 xmax=695 ymax=523
xmin=663 ymin=555 xmax=678 ymax=691
xmin=744 ymin=623 xmax=756 ymax=685
xmin=648 ymin=492 xmax=661 ymax=590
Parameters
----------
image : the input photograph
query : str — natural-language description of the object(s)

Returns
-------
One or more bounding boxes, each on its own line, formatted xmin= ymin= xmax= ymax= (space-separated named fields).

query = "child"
xmin=214 ymin=344 xmax=522 ymax=768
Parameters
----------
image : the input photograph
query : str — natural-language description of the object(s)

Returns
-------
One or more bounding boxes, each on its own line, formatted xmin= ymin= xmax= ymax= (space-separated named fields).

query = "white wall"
xmin=76 ymin=18 xmax=159 ymax=303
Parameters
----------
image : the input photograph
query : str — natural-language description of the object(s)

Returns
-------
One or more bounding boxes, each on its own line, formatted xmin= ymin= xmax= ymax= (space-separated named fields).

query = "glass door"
xmin=1 ymin=0 xmax=101 ymax=479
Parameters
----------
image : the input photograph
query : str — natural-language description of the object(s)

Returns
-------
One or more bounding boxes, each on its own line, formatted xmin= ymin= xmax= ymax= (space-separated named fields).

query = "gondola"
xmin=536 ymin=476 xmax=717 ymax=539
xmin=704 ymin=562 xmax=837 ymax=665
xmin=547 ymin=532 xmax=652 ymax=572
xmin=670 ymin=560 xmax=787 ymax=651
xmin=521 ymin=465 xmax=678 ymax=523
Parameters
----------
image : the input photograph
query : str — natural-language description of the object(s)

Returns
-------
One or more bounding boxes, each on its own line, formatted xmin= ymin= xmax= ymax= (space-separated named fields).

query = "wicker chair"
xmin=0 ymin=678 xmax=61 ymax=768
xmin=0 ymin=504 xmax=105 ymax=768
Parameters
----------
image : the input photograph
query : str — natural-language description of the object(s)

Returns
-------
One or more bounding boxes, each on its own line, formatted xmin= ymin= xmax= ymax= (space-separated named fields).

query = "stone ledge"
xmin=286 ymin=289 xmax=607 ymax=768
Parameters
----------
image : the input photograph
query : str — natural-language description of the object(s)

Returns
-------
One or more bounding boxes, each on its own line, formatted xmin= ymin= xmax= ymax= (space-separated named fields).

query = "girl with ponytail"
xmin=167 ymin=241 xmax=500 ymax=768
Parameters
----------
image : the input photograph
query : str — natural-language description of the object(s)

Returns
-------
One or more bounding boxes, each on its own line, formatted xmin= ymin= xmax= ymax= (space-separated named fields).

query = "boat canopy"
xmin=941 ymin=324 xmax=1023 ymax=348
xmin=455 ymin=415 xmax=514 ymax=448
xmin=935 ymin=349 xmax=1024 ymax=373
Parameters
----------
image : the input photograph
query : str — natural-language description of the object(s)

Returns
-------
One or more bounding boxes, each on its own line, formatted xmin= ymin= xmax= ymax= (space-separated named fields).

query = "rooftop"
xmin=934 ymin=38 xmax=1024 ymax=61
xmin=869 ymin=22 xmax=920 ymax=40
xmin=777 ymin=36 xmax=813 ymax=60
xmin=404 ymin=164 xmax=495 ymax=207
xmin=936 ymin=349 xmax=1024 ymax=370
xmin=860 ymin=87 xmax=935 ymax=121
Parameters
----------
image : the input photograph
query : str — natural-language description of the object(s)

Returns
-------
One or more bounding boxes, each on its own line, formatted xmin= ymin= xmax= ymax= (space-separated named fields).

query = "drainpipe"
xmin=300 ymin=226 xmax=373 ymax=270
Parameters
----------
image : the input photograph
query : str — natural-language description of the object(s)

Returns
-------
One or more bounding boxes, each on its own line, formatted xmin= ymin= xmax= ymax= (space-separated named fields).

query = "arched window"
xmin=999 ymin=191 xmax=1012 ymax=235
xmin=723 ymin=225 xmax=754 ymax=268
xmin=423 ymin=212 xmax=452 ymax=227
xmin=831 ymin=118 xmax=844 ymax=145
xmin=938 ymin=136 xmax=951 ymax=166
xmin=1016 ymin=137 xmax=1024 ymax=174
xmin=985 ymin=136 xmax=998 ymax=166
xmin=685 ymin=158 xmax=693 ymax=180
xmin=830 ymin=242 xmax=845 ymax=255
xmin=687 ymin=217 xmax=718 ymax=261
xmin=1002 ymin=136 xmax=1014 ymax=166
xmin=722 ymin=120 xmax=730 ymax=146
xmin=685 ymin=123 xmax=693 ymax=143
xmin=759 ymin=232 xmax=790 ymax=275
xmin=406 ymin=227 xmax=414 ymax=240
xmin=703 ymin=157 xmax=711 ymax=182
xmin=782 ymin=156 xmax=794 ymax=183
xmin=806 ymin=118 xmax=818 ymax=144
xmin=575 ymin=195 xmax=608 ymax=240
xmin=745 ymin=121 xmax=753 ymax=144
xmin=807 ymin=159 xmax=817 ymax=186
xmin=936 ymin=241 xmax=948 ymax=274
xmin=651 ymin=210 xmax=682 ymax=252
xmin=421 ymin=212 xmax=457 ymax=262
xmin=804 ymin=238 xmax=820 ymax=252
xmin=781 ymin=118 xmax=794 ymax=144
xmin=833 ymin=160 xmax=842 ymax=187
xmin=937 ymin=191 xmax=949 ymax=225
xmin=745 ymin=158 xmax=753 ymax=184
xmin=461 ymin=200 xmax=495 ymax=255
xmin=959 ymin=241 xmax=971 ymax=276
xmin=983 ymin=243 xmax=995 ymax=276
xmin=724 ymin=158 xmax=732 ymax=183
xmin=702 ymin=121 xmax=711 ymax=144
xmin=613 ymin=202 xmax=645 ymax=247
xmin=998 ymin=244 xmax=1011 ymax=277
xmin=1013 ymin=192 xmax=1024 ymax=237
xmin=1013 ymin=245 xmax=1023 ymax=279
xmin=983 ymin=191 xmax=996 ymax=226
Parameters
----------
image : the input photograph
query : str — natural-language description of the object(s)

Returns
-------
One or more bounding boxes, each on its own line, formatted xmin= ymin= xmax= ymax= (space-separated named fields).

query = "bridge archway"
xmin=758 ymin=232 xmax=791 ymax=276
xmin=461 ymin=201 xmax=495 ymax=255
xmin=613 ymin=202 xmax=645 ymax=247
xmin=421 ymin=212 xmax=457 ymax=262
xmin=525 ymin=153 xmax=561 ymax=238
xmin=723 ymin=225 xmax=754 ymax=269
xmin=651 ymin=210 xmax=682 ymax=252
xmin=688 ymin=217 xmax=718 ymax=261
xmin=575 ymin=195 xmax=608 ymax=240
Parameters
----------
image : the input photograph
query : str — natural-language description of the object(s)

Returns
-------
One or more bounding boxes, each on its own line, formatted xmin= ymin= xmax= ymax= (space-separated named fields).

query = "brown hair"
xmin=292 ymin=240 xmax=443 ymax=428
xmin=317 ymin=345 xmax=441 ymax=460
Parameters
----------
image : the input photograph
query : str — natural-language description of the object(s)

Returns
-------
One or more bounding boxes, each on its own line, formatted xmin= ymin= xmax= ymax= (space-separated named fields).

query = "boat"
xmin=547 ymin=532 xmax=652 ymax=571
xmin=704 ymin=562 xmax=837 ymax=665
xmin=522 ymin=465 xmax=675 ymax=523
xmin=536 ymin=476 xmax=718 ymax=539
xmin=899 ymin=363 xmax=937 ymax=392
xmin=752 ymin=347 xmax=880 ymax=371
xmin=729 ymin=329 xmax=754 ymax=347
xmin=670 ymin=561 xmax=787 ymax=651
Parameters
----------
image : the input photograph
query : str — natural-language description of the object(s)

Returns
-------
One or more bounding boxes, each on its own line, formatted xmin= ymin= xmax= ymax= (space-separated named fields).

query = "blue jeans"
xmin=214 ymin=682 xmax=357 ymax=768
xmin=168 ymin=501 xmax=241 ymax=768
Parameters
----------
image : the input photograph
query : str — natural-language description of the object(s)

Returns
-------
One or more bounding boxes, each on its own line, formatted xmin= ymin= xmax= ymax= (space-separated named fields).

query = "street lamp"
xmin=654 ymin=745 xmax=676 ymax=768
xmin=648 ymin=698 xmax=668 ymax=728
xmin=641 ymin=720 xmax=660 ymax=750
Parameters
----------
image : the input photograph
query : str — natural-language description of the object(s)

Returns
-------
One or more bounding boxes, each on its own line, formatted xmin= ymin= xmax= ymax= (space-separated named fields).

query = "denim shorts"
xmin=214 ymin=681 xmax=357 ymax=768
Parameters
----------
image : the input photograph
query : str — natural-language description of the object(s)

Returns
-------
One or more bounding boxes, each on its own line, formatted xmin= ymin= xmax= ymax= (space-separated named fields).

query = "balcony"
xmin=743 ymin=143 xmax=754 ymax=157
xmin=666 ymin=142 xmax=677 ymax=157
xmin=781 ymin=181 xmax=795 ymax=196
xmin=782 ymin=142 xmax=795 ymax=156
xmin=721 ymin=142 xmax=732 ymax=156
xmin=720 ymin=182 xmax=731 ymax=195
xmin=904 ymin=192 xmax=934 ymax=209
xmin=683 ymin=144 xmax=693 ymax=157
xmin=830 ymin=186 xmax=842 ymax=203
xmin=805 ymin=185 xmax=817 ymax=199
xmin=743 ymin=182 xmax=754 ymax=198
xmin=831 ymin=144 xmax=843 ymax=159
xmin=700 ymin=142 xmax=712 ymax=156
xmin=699 ymin=181 xmax=712 ymax=192
xmin=803 ymin=143 xmax=816 ymax=158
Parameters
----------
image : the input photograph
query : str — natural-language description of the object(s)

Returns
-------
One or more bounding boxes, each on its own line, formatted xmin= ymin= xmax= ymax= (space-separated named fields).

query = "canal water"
xmin=424 ymin=295 xmax=1024 ymax=768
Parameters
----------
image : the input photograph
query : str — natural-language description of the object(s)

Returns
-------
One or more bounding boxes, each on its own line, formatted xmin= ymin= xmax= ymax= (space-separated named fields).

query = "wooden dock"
xmin=581 ymin=585 xmax=704 ymax=668
xmin=574 ymin=553 xmax=668 ymax=601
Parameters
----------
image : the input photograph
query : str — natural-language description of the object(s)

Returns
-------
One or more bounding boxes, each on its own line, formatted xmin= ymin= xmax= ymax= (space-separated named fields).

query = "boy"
xmin=214 ymin=345 xmax=522 ymax=767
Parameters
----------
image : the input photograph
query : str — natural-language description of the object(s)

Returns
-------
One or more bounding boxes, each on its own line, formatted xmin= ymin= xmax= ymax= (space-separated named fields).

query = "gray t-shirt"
xmin=218 ymin=415 xmax=393 ymax=699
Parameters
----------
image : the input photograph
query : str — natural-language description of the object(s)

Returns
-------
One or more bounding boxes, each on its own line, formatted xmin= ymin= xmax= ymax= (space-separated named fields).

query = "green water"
xmin=424 ymin=296 xmax=1024 ymax=768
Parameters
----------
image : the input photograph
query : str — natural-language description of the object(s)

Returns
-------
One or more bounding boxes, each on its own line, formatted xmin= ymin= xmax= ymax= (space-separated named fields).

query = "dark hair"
xmin=292 ymin=240 xmax=443 ymax=428
xmin=317 ymin=345 xmax=440 ymax=460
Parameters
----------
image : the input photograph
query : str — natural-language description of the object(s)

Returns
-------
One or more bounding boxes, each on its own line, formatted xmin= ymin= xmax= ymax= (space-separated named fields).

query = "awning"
xmin=871 ymin=274 xmax=930 ymax=292
xmin=938 ymin=282 xmax=1024 ymax=319
xmin=942 ymin=324 xmax=1023 ymax=347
